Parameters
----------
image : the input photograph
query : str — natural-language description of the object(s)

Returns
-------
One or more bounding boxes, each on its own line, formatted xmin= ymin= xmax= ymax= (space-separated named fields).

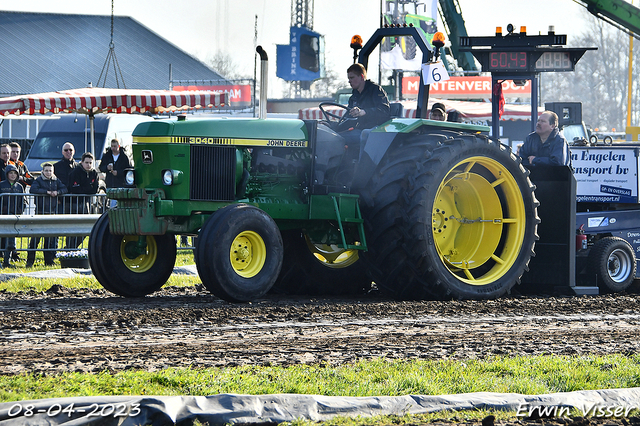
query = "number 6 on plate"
xmin=421 ymin=61 xmax=450 ymax=85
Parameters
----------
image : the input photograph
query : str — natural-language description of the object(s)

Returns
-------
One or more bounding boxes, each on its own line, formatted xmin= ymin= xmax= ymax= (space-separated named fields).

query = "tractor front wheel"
xmin=196 ymin=204 xmax=283 ymax=302
xmin=88 ymin=213 xmax=176 ymax=297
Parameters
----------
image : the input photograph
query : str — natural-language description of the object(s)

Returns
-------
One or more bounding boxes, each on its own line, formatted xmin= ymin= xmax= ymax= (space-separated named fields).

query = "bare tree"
xmin=540 ymin=12 xmax=638 ymax=131
xmin=206 ymin=51 xmax=250 ymax=80
xmin=310 ymin=65 xmax=348 ymax=98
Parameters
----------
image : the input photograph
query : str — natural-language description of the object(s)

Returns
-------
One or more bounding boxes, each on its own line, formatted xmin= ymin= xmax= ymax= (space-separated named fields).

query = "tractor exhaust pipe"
xmin=256 ymin=46 xmax=268 ymax=119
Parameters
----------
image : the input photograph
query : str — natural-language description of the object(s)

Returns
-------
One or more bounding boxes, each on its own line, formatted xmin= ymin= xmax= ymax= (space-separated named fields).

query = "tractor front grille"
xmin=190 ymin=145 xmax=236 ymax=201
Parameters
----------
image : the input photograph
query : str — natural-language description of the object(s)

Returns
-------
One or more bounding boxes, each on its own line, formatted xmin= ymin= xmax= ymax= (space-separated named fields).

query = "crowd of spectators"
xmin=0 ymin=139 xmax=127 ymax=268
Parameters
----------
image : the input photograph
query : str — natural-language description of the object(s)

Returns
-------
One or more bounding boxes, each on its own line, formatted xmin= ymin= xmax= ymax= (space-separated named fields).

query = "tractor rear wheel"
xmin=401 ymin=36 xmax=417 ymax=61
xmin=88 ymin=213 xmax=176 ymax=297
xmin=196 ymin=204 xmax=283 ymax=302
xmin=359 ymin=133 xmax=539 ymax=300
xmin=588 ymin=237 xmax=636 ymax=293
xmin=272 ymin=229 xmax=371 ymax=295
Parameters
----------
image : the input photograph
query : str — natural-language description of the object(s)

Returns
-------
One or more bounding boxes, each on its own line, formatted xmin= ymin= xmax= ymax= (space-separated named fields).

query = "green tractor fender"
xmin=351 ymin=118 xmax=489 ymax=189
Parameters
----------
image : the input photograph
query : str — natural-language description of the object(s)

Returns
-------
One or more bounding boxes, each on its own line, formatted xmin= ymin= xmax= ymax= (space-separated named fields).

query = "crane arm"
xmin=574 ymin=0 xmax=640 ymax=39
xmin=438 ymin=0 xmax=479 ymax=71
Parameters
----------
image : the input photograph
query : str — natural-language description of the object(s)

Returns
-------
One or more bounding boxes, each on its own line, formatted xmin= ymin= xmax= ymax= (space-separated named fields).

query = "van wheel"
xmin=588 ymin=237 xmax=636 ymax=292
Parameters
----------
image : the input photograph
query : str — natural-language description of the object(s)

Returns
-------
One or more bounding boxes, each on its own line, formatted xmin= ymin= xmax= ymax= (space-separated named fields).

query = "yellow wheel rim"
xmin=304 ymin=234 xmax=360 ymax=269
xmin=433 ymin=156 xmax=526 ymax=285
xmin=230 ymin=231 xmax=267 ymax=278
xmin=120 ymin=236 xmax=158 ymax=273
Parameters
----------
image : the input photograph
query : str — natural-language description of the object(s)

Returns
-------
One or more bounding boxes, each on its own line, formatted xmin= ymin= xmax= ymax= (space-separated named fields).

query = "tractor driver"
xmin=340 ymin=63 xmax=391 ymax=149
xmin=519 ymin=111 xmax=571 ymax=167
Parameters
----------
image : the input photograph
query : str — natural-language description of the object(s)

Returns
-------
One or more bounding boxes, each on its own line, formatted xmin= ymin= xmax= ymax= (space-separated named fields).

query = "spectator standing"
xmin=0 ymin=145 xmax=9 ymax=256
xmin=53 ymin=142 xmax=78 ymax=189
xmin=0 ymin=144 xmax=10 ymax=184
xmin=67 ymin=153 xmax=99 ymax=248
xmin=8 ymin=142 xmax=34 ymax=261
xmin=27 ymin=163 xmax=67 ymax=267
xmin=69 ymin=152 xmax=99 ymax=200
xmin=8 ymin=142 xmax=34 ymax=186
xmin=54 ymin=142 xmax=78 ymax=213
xmin=0 ymin=164 xmax=24 ymax=267
xmin=54 ymin=142 xmax=79 ymax=249
xmin=99 ymin=138 xmax=131 ymax=189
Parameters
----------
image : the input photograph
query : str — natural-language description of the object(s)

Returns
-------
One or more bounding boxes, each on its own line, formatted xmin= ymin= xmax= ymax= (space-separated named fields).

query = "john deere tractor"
xmin=89 ymin=27 xmax=538 ymax=302
xmin=381 ymin=0 xmax=437 ymax=60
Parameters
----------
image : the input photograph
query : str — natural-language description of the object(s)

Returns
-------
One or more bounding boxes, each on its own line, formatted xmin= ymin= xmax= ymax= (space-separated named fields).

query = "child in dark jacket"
xmin=0 ymin=164 xmax=24 ymax=267
xmin=27 ymin=163 xmax=68 ymax=267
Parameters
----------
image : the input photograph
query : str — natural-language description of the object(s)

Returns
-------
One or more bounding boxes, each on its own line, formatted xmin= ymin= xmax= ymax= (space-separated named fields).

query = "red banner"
xmin=173 ymin=85 xmax=252 ymax=107
xmin=402 ymin=76 xmax=531 ymax=99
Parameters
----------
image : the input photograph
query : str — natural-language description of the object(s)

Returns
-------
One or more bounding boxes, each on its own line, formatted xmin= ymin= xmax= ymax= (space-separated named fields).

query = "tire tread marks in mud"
xmin=359 ymin=133 xmax=539 ymax=300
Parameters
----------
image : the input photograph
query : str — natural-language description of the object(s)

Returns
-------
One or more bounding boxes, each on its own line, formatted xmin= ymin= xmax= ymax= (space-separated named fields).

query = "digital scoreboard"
xmin=460 ymin=31 xmax=594 ymax=74
xmin=488 ymin=51 xmax=527 ymax=71
xmin=534 ymin=51 xmax=573 ymax=71
xmin=472 ymin=49 xmax=586 ymax=73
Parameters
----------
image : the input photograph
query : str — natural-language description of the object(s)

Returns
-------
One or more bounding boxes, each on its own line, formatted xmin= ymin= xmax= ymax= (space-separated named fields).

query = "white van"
xmin=24 ymin=113 xmax=154 ymax=172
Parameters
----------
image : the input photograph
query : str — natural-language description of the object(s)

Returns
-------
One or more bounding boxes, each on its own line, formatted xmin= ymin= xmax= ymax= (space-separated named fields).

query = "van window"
xmin=27 ymin=131 xmax=107 ymax=160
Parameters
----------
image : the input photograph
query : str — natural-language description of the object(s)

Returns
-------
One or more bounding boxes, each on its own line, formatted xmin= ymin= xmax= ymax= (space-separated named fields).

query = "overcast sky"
xmin=3 ymin=0 xmax=599 ymax=96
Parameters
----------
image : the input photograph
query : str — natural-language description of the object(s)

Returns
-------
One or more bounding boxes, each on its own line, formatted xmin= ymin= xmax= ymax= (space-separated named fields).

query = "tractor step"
xmin=330 ymin=193 xmax=367 ymax=251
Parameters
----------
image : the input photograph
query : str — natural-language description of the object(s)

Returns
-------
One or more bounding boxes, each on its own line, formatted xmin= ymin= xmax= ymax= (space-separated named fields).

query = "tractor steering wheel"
xmin=319 ymin=102 xmax=356 ymax=130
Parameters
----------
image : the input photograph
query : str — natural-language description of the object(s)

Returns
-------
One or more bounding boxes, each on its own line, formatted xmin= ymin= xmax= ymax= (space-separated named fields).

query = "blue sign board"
xmin=276 ymin=26 xmax=325 ymax=82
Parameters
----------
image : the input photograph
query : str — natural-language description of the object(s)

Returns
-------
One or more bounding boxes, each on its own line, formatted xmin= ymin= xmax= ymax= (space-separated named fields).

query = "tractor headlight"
xmin=162 ymin=169 xmax=183 ymax=186
xmin=125 ymin=170 xmax=135 ymax=186
xmin=162 ymin=169 xmax=173 ymax=185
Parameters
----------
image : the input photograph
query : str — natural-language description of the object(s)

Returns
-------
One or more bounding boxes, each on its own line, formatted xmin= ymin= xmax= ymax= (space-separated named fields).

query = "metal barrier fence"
xmin=0 ymin=193 xmax=195 ymax=259
xmin=0 ymin=193 xmax=107 ymax=255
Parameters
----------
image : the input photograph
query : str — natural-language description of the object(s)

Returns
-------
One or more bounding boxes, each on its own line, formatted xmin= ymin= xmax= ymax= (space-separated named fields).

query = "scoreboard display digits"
xmin=488 ymin=51 xmax=528 ymax=71
xmin=535 ymin=52 xmax=572 ymax=71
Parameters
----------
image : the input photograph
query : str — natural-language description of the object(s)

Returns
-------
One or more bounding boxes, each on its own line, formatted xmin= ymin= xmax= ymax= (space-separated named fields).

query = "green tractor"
xmin=381 ymin=0 xmax=438 ymax=60
xmin=88 ymin=28 xmax=539 ymax=303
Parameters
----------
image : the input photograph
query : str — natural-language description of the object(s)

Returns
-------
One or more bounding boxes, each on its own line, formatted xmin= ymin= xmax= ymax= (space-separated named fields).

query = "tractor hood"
xmin=132 ymin=117 xmax=309 ymax=142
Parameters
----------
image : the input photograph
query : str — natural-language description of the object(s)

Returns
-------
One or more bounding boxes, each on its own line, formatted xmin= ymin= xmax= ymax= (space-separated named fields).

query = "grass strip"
xmin=1 ymin=355 xmax=639 ymax=402
xmin=0 ymin=251 xmax=198 ymax=293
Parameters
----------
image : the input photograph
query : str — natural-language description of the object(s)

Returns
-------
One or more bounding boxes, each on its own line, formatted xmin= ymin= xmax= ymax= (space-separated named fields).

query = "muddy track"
xmin=1 ymin=285 xmax=640 ymax=375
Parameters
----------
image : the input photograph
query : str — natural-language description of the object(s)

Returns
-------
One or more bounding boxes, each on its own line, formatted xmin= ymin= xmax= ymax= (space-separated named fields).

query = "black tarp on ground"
xmin=0 ymin=388 xmax=639 ymax=425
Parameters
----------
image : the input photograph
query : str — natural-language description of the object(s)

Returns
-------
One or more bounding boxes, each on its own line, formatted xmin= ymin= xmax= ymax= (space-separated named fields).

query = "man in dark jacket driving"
xmin=341 ymin=63 xmax=390 ymax=149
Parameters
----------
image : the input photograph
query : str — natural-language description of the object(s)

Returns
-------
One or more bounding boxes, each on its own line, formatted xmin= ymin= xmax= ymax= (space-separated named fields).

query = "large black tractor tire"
xmin=358 ymin=132 xmax=539 ymax=300
xmin=381 ymin=36 xmax=393 ymax=52
xmin=588 ymin=237 xmax=636 ymax=293
xmin=196 ymin=204 xmax=283 ymax=303
xmin=401 ymin=36 xmax=417 ymax=61
xmin=271 ymin=229 xmax=371 ymax=295
xmin=88 ymin=213 xmax=176 ymax=297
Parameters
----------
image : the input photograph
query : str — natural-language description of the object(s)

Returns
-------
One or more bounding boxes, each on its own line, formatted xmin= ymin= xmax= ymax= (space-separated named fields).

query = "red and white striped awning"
xmin=299 ymin=99 xmax=540 ymax=122
xmin=0 ymin=87 xmax=227 ymax=116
